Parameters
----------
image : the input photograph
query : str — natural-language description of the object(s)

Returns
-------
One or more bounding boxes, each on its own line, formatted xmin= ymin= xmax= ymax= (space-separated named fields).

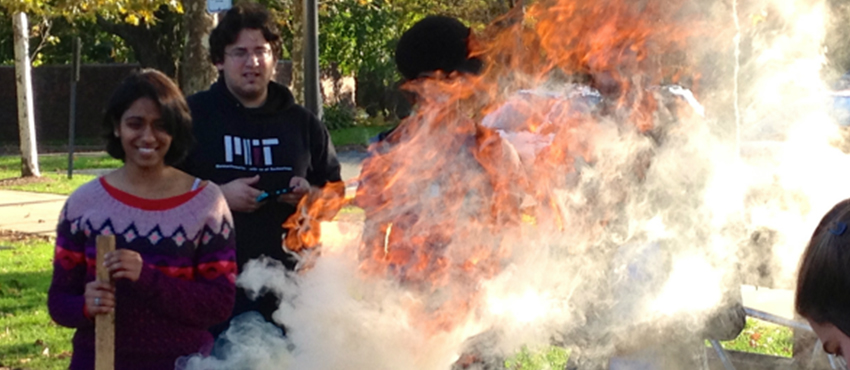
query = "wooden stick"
xmin=95 ymin=235 xmax=115 ymax=370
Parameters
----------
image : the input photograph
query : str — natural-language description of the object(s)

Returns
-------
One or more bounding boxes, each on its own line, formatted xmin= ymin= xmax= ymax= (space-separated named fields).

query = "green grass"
xmin=330 ymin=125 xmax=393 ymax=148
xmin=501 ymin=318 xmax=794 ymax=369
xmin=0 ymin=153 xmax=121 ymax=195
xmin=505 ymin=345 xmax=571 ymax=369
xmin=0 ymin=237 xmax=74 ymax=370
xmin=0 ymin=174 xmax=99 ymax=195
xmin=717 ymin=317 xmax=794 ymax=357
xmin=501 ymin=319 xmax=794 ymax=369
xmin=500 ymin=319 xmax=794 ymax=369
xmin=0 ymin=152 xmax=122 ymax=174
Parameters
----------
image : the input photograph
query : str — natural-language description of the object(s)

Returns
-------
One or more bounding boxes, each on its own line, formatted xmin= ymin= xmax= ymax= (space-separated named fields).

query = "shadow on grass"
xmin=0 ymin=340 xmax=72 ymax=370
xmin=0 ymin=269 xmax=54 ymax=315
xmin=0 ymin=268 xmax=74 ymax=370
xmin=0 ymin=341 xmax=49 ymax=358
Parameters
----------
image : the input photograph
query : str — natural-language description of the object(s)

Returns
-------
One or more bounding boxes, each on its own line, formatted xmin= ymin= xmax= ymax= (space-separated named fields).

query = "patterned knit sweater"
xmin=48 ymin=177 xmax=237 ymax=370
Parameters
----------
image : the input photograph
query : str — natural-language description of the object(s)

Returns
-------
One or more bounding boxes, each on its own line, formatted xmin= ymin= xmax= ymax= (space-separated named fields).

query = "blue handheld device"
xmin=256 ymin=187 xmax=294 ymax=203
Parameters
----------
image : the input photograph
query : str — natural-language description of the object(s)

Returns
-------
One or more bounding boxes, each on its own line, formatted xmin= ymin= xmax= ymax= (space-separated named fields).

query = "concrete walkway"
xmin=0 ymin=190 xmax=67 ymax=236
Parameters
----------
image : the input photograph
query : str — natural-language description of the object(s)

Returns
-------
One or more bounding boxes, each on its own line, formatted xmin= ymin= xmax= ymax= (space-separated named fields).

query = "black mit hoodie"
xmin=180 ymin=78 xmax=342 ymax=270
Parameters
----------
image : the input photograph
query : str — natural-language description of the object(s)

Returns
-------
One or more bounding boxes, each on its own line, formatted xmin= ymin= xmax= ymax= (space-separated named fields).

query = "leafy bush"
xmin=323 ymin=103 xmax=357 ymax=130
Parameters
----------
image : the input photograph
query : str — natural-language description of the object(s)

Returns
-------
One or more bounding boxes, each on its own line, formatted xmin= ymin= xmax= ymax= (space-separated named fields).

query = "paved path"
xmin=0 ymin=190 xmax=67 ymax=236
xmin=0 ymin=150 xmax=798 ymax=323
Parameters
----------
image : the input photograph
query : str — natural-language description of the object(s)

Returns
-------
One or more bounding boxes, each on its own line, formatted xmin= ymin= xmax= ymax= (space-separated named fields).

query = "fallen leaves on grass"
xmin=749 ymin=332 xmax=763 ymax=348
xmin=0 ymin=229 xmax=52 ymax=243
xmin=0 ymin=176 xmax=51 ymax=187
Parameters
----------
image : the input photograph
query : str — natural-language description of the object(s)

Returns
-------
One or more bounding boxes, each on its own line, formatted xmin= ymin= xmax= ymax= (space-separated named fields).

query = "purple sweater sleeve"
xmin=129 ymin=211 xmax=236 ymax=329
xmin=47 ymin=205 xmax=93 ymax=329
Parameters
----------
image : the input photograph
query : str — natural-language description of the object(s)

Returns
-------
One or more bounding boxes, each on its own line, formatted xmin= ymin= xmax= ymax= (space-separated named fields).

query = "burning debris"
xmin=182 ymin=0 xmax=850 ymax=369
xmin=343 ymin=0 xmax=725 ymax=342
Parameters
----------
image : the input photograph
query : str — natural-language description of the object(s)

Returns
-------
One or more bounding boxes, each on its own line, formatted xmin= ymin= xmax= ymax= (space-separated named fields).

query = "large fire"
xmin=282 ymin=0 xmax=712 ymax=334
xmin=245 ymin=0 xmax=850 ymax=368
xmin=168 ymin=0 xmax=850 ymax=369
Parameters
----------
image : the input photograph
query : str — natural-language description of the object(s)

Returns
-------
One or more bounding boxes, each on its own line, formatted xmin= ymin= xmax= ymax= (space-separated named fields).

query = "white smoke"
xmin=178 ymin=0 xmax=850 ymax=369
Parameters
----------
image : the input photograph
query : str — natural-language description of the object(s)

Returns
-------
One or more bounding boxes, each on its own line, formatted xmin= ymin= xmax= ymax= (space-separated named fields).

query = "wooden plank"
xmin=95 ymin=235 xmax=115 ymax=370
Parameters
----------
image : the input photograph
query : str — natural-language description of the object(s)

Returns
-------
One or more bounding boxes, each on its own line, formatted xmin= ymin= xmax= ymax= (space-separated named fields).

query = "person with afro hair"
xmin=375 ymin=15 xmax=483 ymax=141
xmin=394 ymin=15 xmax=483 ymax=82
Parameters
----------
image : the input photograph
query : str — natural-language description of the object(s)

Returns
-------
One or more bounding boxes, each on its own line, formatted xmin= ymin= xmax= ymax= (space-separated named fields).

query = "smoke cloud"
xmin=180 ymin=0 xmax=850 ymax=368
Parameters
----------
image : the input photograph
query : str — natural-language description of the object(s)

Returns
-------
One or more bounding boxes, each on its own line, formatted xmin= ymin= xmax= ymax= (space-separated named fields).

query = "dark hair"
xmin=795 ymin=198 xmax=850 ymax=336
xmin=394 ymin=15 xmax=482 ymax=81
xmin=102 ymin=69 xmax=193 ymax=166
xmin=209 ymin=2 xmax=282 ymax=65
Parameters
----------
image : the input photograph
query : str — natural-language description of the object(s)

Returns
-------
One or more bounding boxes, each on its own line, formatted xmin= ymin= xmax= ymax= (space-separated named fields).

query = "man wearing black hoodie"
xmin=179 ymin=2 xmax=342 ymax=333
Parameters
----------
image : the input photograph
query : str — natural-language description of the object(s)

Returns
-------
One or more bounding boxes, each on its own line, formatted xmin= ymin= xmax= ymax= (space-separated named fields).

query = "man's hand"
xmin=221 ymin=175 xmax=263 ymax=212
xmin=277 ymin=176 xmax=310 ymax=206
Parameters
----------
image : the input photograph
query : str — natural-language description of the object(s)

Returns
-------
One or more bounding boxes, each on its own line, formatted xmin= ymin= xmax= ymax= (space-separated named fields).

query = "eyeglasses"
xmin=224 ymin=48 xmax=274 ymax=62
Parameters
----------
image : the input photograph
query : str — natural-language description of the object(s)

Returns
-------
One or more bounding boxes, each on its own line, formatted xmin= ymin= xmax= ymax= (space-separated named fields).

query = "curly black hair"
xmin=395 ymin=16 xmax=482 ymax=81
xmin=209 ymin=2 xmax=282 ymax=65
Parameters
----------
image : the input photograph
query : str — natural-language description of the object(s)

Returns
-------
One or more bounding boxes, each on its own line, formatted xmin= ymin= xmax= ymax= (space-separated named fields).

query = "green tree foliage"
xmin=0 ymin=9 xmax=14 ymax=63
xmin=1 ymin=0 xmax=512 ymax=114
xmin=319 ymin=0 xmax=404 ymax=80
xmin=315 ymin=0 xmax=509 ymax=116
xmin=319 ymin=0 xmax=509 ymax=84
xmin=0 ymin=0 xmax=181 ymax=23
xmin=0 ymin=0 xmax=181 ymax=72
xmin=0 ymin=8 xmax=132 ymax=66
xmin=319 ymin=0 xmax=403 ymax=115
xmin=95 ymin=5 xmax=184 ymax=77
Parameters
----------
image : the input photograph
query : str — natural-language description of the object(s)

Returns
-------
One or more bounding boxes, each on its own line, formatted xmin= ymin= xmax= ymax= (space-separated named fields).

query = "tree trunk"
xmin=303 ymin=0 xmax=323 ymax=118
xmin=13 ymin=12 xmax=40 ymax=177
xmin=179 ymin=0 xmax=217 ymax=95
xmin=290 ymin=0 xmax=305 ymax=105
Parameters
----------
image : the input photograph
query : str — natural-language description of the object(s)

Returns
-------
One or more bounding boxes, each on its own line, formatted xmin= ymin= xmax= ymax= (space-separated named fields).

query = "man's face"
xmin=216 ymin=29 xmax=275 ymax=108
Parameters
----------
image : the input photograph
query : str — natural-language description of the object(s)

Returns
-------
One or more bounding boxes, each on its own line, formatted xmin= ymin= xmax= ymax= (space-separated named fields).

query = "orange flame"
xmin=286 ymin=0 xmax=699 ymax=333
xmin=282 ymin=181 xmax=346 ymax=253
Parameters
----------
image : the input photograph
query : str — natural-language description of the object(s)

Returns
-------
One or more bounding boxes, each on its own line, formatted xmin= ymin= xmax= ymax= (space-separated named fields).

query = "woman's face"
xmin=115 ymin=97 xmax=172 ymax=169
xmin=809 ymin=319 xmax=850 ymax=366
